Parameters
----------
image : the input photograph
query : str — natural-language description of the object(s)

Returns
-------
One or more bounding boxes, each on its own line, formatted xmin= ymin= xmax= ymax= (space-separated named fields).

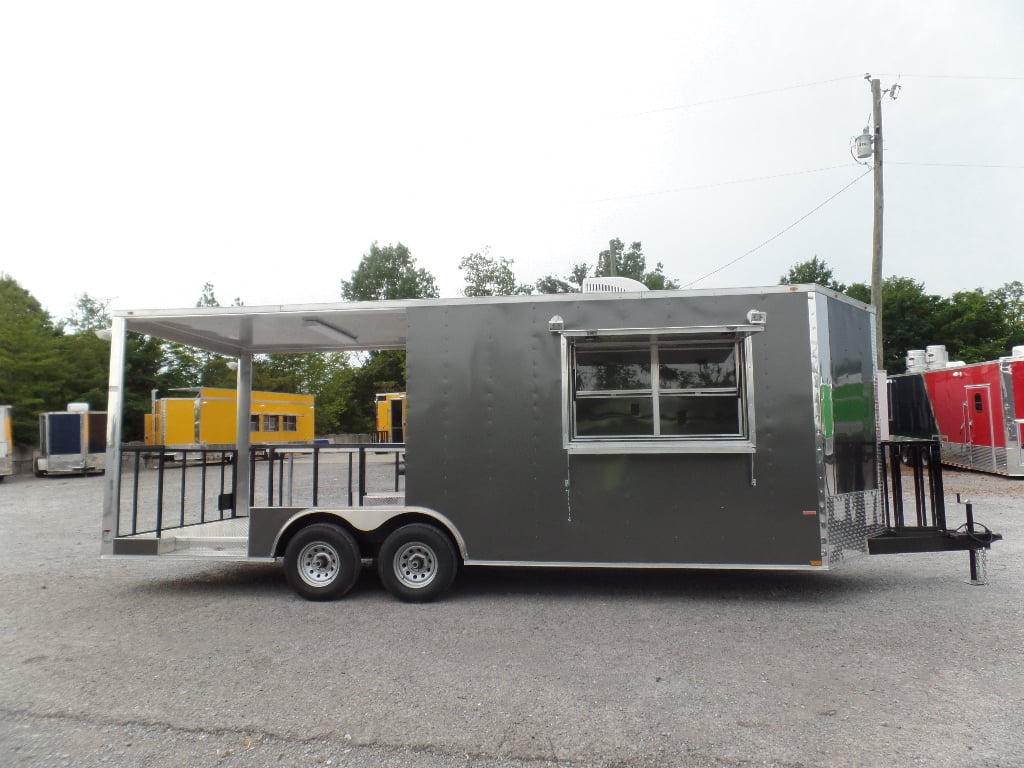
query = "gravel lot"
xmin=0 ymin=466 xmax=1021 ymax=767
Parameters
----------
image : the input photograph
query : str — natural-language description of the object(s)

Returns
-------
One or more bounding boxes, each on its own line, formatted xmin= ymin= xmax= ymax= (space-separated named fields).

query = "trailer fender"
xmin=252 ymin=506 xmax=468 ymax=560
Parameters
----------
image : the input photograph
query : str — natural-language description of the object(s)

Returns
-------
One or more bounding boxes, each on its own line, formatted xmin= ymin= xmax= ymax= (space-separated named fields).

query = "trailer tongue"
xmin=869 ymin=441 xmax=1001 ymax=582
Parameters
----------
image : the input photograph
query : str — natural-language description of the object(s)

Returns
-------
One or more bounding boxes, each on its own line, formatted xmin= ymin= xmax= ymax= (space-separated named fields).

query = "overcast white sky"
xmin=2 ymin=1 xmax=1021 ymax=320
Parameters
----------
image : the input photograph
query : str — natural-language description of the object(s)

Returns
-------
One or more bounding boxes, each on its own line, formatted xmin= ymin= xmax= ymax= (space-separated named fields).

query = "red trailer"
xmin=888 ymin=346 xmax=1024 ymax=477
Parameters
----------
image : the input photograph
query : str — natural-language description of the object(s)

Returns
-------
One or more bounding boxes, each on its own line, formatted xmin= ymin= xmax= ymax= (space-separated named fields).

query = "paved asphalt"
xmin=0 ymin=467 xmax=1021 ymax=767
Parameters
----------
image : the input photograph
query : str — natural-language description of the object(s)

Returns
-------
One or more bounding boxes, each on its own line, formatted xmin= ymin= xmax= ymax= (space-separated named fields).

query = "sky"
xmin=1 ymin=1 xmax=1022 ymax=321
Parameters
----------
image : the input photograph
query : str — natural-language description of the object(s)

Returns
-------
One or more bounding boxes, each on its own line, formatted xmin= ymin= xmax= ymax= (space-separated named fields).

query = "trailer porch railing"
xmin=114 ymin=443 xmax=405 ymax=540
xmin=870 ymin=440 xmax=1002 ymax=580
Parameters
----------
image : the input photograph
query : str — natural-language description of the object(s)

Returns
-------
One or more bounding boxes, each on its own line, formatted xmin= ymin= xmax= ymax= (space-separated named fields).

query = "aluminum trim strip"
xmin=565 ymin=441 xmax=756 ymax=455
xmin=559 ymin=324 xmax=765 ymax=338
xmin=463 ymin=560 xmax=828 ymax=571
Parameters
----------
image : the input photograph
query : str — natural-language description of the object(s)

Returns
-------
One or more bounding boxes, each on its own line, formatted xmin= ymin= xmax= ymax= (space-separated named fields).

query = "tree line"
xmin=779 ymin=256 xmax=1024 ymax=373
xmin=3 ymin=243 xmax=1021 ymax=448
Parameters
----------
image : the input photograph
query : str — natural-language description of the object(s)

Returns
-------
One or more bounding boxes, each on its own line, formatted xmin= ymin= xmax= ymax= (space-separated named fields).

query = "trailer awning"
xmin=115 ymin=301 xmax=417 ymax=355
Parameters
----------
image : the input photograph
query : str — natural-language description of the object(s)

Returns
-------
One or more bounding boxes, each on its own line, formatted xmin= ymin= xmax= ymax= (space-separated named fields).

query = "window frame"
xmin=282 ymin=414 xmax=298 ymax=432
xmin=263 ymin=414 xmax=280 ymax=433
xmin=560 ymin=325 xmax=760 ymax=454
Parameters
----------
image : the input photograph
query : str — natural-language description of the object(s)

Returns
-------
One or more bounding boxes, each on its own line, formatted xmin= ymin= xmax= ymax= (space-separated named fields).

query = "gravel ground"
xmin=0 ymin=466 xmax=1021 ymax=767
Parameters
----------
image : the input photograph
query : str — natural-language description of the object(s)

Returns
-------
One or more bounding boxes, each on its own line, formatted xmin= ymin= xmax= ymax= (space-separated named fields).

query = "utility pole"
xmin=870 ymin=77 xmax=884 ymax=370
xmin=608 ymin=239 xmax=617 ymax=277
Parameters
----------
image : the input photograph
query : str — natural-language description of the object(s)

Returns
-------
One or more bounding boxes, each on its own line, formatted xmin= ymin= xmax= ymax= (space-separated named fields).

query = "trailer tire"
xmin=377 ymin=523 xmax=458 ymax=603
xmin=899 ymin=446 xmax=931 ymax=468
xmin=283 ymin=523 xmax=361 ymax=601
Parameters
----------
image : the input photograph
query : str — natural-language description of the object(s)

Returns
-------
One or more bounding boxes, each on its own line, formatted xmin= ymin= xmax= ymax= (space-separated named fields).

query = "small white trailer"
xmin=35 ymin=404 xmax=107 ymax=476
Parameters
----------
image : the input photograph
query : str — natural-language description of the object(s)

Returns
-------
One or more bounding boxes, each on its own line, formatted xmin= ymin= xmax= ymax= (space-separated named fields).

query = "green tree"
xmin=992 ymin=280 xmax=1024 ymax=350
xmin=63 ymin=294 xmax=113 ymax=334
xmin=305 ymin=354 xmax=357 ymax=435
xmin=54 ymin=292 xmax=169 ymax=440
xmin=341 ymin=242 xmax=438 ymax=301
xmin=337 ymin=243 xmax=440 ymax=432
xmin=779 ymin=256 xmax=847 ymax=292
xmin=845 ymin=282 xmax=871 ymax=304
xmin=459 ymin=248 xmax=532 ymax=297
xmin=53 ymin=332 xmax=109 ymax=413
xmin=122 ymin=332 xmax=169 ymax=440
xmin=534 ymin=263 xmax=589 ymax=294
xmin=161 ymin=283 xmax=239 ymax=389
xmin=935 ymin=289 xmax=1009 ymax=363
xmin=0 ymin=275 xmax=64 ymax=445
xmin=534 ymin=274 xmax=577 ymax=294
xmin=594 ymin=238 xmax=678 ymax=289
xmin=343 ymin=351 xmax=406 ymax=434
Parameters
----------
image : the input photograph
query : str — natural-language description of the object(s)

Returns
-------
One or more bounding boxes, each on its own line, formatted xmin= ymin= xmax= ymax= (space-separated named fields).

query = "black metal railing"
xmin=116 ymin=443 xmax=405 ymax=538
xmin=870 ymin=439 xmax=1001 ymax=567
xmin=880 ymin=440 xmax=945 ymax=530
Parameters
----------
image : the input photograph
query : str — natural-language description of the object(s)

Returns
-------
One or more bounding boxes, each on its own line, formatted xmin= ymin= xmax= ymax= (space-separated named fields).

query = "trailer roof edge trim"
xmin=110 ymin=284 xmax=863 ymax=355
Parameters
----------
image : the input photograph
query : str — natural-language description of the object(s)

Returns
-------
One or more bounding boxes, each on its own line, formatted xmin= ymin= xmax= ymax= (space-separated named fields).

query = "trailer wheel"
xmin=899 ymin=446 xmax=931 ymax=468
xmin=377 ymin=523 xmax=458 ymax=603
xmin=283 ymin=523 xmax=361 ymax=601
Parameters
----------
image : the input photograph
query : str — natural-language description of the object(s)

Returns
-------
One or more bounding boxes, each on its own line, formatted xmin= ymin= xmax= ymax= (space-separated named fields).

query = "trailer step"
xmin=112 ymin=517 xmax=251 ymax=558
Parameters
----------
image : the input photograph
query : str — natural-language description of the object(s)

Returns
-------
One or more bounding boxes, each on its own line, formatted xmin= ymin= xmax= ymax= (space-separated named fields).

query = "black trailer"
xmin=101 ymin=285 xmax=999 ymax=600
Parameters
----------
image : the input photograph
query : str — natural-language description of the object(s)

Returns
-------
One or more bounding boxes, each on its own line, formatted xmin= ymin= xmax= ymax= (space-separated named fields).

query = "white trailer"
xmin=35 ymin=404 xmax=107 ymax=476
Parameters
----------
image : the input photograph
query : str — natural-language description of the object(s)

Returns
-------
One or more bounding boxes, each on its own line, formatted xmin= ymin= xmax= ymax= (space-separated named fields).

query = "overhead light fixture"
xmin=303 ymin=319 xmax=358 ymax=345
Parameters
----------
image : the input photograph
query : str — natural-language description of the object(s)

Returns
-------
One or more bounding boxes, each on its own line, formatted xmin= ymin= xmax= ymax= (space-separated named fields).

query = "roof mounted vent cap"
xmin=582 ymin=277 xmax=648 ymax=293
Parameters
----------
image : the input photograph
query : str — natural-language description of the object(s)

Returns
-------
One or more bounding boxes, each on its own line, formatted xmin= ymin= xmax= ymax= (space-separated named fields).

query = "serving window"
xmin=563 ymin=330 xmax=757 ymax=454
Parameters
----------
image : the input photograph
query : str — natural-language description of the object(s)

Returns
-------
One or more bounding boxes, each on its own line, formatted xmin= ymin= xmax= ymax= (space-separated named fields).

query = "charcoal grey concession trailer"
xmin=101 ymin=285 xmax=999 ymax=601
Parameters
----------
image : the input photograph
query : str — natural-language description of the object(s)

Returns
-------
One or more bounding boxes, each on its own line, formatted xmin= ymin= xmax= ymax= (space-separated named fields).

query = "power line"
xmin=576 ymin=164 xmax=861 ymax=205
xmin=608 ymin=72 xmax=1021 ymax=123
xmin=876 ymin=73 xmax=1024 ymax=82
xmin=617 ymin=75 xmax=862 ymax=119
xmin=680 ymin=168 xmax=873 ymax=288
xmin=889 ymin=160 xmax=1024 ymax=170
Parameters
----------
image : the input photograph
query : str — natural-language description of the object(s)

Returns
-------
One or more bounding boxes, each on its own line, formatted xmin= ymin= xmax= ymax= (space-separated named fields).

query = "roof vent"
xmin=926 ymin=345 xmax=948 ymax=370
xmin=582 ymin=277 xmax=648 ymax=293
xmin=906 ymin=350 xmax=927 ymax=372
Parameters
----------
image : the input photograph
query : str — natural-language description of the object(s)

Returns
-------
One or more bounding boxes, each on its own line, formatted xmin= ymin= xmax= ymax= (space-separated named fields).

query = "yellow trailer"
xmin=144 ymin=387 xmax=315 ymax=447
xmin=374 ymin=392 xmax=406 ymax=442
xmin=0 ymin=404 xmax=13 ymax=479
